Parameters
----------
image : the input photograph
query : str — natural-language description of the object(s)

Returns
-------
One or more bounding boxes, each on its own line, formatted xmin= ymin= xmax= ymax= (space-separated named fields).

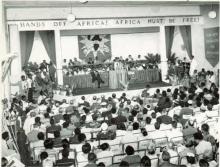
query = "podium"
xmin=109 ymin=69 xmax=128 ymax=89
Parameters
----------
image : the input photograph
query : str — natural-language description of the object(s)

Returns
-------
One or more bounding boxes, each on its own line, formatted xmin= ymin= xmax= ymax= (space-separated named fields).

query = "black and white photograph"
xmin=0 ymin=0 xmax=219 ymax=167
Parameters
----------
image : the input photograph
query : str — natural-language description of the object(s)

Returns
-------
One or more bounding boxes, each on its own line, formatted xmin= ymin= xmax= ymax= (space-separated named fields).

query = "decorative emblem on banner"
xmin=78 ymin=35 xmax=111 ymax=63
xmin=204 ymin=27 xmax=219 ymax=67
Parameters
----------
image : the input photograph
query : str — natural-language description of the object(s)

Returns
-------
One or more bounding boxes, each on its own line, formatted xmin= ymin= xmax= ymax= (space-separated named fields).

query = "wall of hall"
xmin=6 ymin=5 xmax=200 ymax=21
xmin=191 ymin=4 xmax=219 ymax=72
xmin=60 ymin=32 xmax=159 ymax=62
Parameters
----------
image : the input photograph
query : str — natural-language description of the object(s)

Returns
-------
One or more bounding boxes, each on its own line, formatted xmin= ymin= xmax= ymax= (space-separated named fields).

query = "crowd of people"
xmin=62 ymin=55 xmax=159 ymax=77
xmin=2 ymin=63 xmax=219 ymax=167
xmin=167 ymin=56 xmax=219 ymax=88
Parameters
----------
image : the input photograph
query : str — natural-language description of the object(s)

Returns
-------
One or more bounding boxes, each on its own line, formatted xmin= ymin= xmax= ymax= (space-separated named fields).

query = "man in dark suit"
xmin=90 ymin=69 xmax=104 ymax=88
xmin=55 ymin=149 xmax=75 ymax=166
xmin=159 ymin=151 xmax=186 ymax=167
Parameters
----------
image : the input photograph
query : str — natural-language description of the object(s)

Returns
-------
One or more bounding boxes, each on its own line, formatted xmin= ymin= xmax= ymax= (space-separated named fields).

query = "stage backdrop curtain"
xmin=165 ymin=26 xmax=175 ymax=58
xmin=20 ymin=31 xmax=35 ymax=67
xmin=179 ymin=26 xmax=193 ymax=59
xmin=39 ymin=31 xmax=56 ymax=65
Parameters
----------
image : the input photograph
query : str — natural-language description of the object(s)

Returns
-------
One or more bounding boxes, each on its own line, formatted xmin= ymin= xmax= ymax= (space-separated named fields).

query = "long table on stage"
xmin=63 ymin=69 xmax=160 ymax=89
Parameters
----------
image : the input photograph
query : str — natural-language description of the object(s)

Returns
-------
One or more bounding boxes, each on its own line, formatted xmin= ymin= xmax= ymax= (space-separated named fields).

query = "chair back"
xmin=112 ymin=154 xmax=126 ymax=164
xmin=139 ymin=139 xmax=152 ymax=150
xmin=97 ymin=156 xmax=113 ymax=166
xmin=153 ymin=137 xmax=168 ymax=147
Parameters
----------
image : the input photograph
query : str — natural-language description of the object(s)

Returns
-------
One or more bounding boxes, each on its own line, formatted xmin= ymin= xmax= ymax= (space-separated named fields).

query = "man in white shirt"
xmin=194 ymin=132 xmax=213 ymax=160
xmin=148 ymin=122 xmax=167 ymax=147
xmin=96 ymin=143 xmax=114 ymax=161
xmin=166 ymin=121 xmax=183 ymax=143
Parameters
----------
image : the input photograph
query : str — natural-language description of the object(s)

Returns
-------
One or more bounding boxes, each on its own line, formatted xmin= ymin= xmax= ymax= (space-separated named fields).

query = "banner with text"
xmin=8 ymin=16 xmax=203 ymax=31
xmin=204 ymin=27 xmax=219 ymax=67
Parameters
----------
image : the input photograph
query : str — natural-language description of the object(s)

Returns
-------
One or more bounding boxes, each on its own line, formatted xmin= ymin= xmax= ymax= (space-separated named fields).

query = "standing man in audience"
xmin=189 ymin=56 xmax=198 ymax=76
xmin=26 ymin=73 xmax=34 ymax=103
xmin=48 ymin=61 xmax=56 ymax=83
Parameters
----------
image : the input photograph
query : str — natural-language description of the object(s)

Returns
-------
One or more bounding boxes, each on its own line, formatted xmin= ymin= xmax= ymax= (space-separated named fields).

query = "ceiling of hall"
xmin=3 ymin=0 xmax=219 ymax=8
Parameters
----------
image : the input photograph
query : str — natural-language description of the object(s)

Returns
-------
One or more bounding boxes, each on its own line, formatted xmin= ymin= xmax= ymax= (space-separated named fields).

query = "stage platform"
xmin=53 ymin=81 xmax=174 ymax=103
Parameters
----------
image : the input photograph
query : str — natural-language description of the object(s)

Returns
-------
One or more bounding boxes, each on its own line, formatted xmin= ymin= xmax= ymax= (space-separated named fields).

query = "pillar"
xmin=9 ymin=24 xmax=22 ymax=95
xmin=0 ymin=3 xmax=11 ymax=101
xmin=159 ymin=26 xmax=168 ymax=83
xmin=54 ymin=30 xmax=63 ymax=86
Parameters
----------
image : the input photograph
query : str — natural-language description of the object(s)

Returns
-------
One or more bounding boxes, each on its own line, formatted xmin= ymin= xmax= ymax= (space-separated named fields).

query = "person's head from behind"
xmin=141 ymin=156 xmax=151 ymax=167
xmin=199 ymin=159 xmax=209 ymax=167
xmin=162 ymin=151 xmax=170 ymax=162
xmin=186 ymin=153 xmax=196 ymax=164
xmin=193 ymin=132 xmax=203 ymax=144
xmin=1 ymin=157 xmax=8 ymax=167
xmin=162 ymin=91 xmax=167 ymax=97
xmin=82 ymin=143 xmax=91 ymax=154
xmin=125 ymin=145 xmax=134 ymax=155
xmin=154 ymin=122 xmax=160 ymax=130
xmin=171 ymin=121 xmax=177 ymax=129
xmin=97 ymin=162 xmax=105 ymax=167
xmin=62 ymin=139 xmax=70 ymax=149
xmin=119 ymin=161 xmax=129 ymax=167
xmin=145 ymin=117 xmax=151 ymax=125
xmin=2 ymin=132 xmax=9 ymax=141
xmin=40 ymin=151 xmax=48 ymax=162
xmin=141 ymin=128 xmax=148 ymax=137
xmin=63 ymin=121 xmax=69 ymax=129
xmin=37 ymin=132 xmax=45 ymax=140
xmin=44 ymin=139 xmax=54 ymax=149
xmin=100 ymin=143 xmax=109 ymax=151
xmin=151 ymin=112 xmax=156 ymax=119
xmin=201 ymin=123 xmax=209 ymax=134
xmin=132 ymin=122 xmax=139 ymax=130
xmin=50 ymin=118 xmax=55 ymax=125
xmin=88 ymin=152 xmax=97 ymax=163
xmin=78 ymin=133 xmax=86 ymax=143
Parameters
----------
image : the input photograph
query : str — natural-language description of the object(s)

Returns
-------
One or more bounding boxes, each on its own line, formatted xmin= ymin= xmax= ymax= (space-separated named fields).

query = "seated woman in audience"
xmin=122 ymin=145 xmax=141 ymax=166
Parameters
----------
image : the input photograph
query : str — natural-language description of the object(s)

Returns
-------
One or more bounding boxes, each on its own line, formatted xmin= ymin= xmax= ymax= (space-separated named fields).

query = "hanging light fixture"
xmin=208 ymin=4 xmax=217 ymax=19
xmin=67 ymin=1 xmax=76 ymax=22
